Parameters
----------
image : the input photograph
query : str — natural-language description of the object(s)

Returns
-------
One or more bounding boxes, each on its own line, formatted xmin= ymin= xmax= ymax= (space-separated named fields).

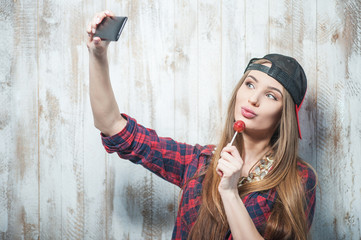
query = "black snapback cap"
xmin=244 ymin=53 xmax=307 ymax=139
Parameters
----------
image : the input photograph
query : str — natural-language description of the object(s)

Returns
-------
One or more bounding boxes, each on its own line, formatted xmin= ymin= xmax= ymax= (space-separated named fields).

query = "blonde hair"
xmin=188 ymin=59 xmax=316 ymax=240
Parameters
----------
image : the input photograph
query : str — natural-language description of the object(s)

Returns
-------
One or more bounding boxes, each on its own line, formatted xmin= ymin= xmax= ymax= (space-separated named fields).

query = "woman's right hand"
xmin=86 ymin=10 xmax=115 ymax=57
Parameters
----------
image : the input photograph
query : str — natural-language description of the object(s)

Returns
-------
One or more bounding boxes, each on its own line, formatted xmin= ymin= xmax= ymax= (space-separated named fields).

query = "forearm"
xmin=89 ymin=53 xmax=126 ymax=136
xmin=221 ymin=191 xmax=264 ymax=240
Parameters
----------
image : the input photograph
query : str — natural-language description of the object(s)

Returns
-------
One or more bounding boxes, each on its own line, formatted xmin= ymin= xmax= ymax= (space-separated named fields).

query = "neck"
xmin=241 ymin=133 xmax=272 ymax=164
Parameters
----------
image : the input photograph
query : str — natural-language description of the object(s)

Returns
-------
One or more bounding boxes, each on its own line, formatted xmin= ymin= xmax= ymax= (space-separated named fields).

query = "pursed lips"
xmin=241 ymin=107 xmax=257 ymax=119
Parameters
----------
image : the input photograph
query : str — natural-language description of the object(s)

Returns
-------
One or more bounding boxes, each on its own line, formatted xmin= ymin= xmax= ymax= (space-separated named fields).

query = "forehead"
xmin=246 ymin=69 xmax=284 ymax=91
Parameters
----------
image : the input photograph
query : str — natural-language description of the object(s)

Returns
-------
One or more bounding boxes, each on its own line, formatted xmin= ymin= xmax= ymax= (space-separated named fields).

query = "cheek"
xmin=235 ymin=86 xmax=247 ymax=103
xmin=263 ymin=104 xmax=282 ymax=123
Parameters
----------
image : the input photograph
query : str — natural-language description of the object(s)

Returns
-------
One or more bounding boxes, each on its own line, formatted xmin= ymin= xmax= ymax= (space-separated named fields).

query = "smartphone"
xmin=93 ymin=16 xmax=128 ymax=41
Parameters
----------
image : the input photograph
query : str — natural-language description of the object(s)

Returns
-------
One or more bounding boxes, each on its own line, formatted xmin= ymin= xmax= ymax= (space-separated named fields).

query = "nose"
xmin=248 ymin=92 xmax=260 ymax=107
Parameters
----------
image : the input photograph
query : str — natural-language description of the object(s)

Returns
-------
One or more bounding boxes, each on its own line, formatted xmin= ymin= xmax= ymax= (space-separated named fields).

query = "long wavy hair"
xmin=187 ymin=59 xmax=315 ymax=240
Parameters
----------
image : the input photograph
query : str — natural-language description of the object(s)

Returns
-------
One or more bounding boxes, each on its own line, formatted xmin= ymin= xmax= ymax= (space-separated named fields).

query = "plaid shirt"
xmin=101 ymin=114 xmax=316 ymax=240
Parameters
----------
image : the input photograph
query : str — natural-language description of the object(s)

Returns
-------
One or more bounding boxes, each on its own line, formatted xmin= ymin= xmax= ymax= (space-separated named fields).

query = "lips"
xmin=241 ymin=107 xmax=257 ymax=119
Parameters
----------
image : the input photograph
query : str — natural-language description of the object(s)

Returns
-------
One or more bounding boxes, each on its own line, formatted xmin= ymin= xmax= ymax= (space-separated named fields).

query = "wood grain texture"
xmin=174 ymin=0 xmax=199 ymax=145
xmin=269 ymin=0 xmax=293 ymax=54
xmin=0 ymin=1 xmax=14 ymax=235
xmin=38 ymin=0 xmax=86 ymax=239
xmin=198 ymin=0 xmax=222 ymax=145
xmin=221 ymin=0 xmax=246 ymax=120
xmin=82 ymin=2 xmax=108 ymax=240
xmin=107 ymin=0 xmax=176 ymax=239
xmin=3 ymin=1 xmax=40 ymax=239
xmin=245 ymin=0 xmax=269 ymax=59
xmin=315 ymin=0 xmax=361 ymax=239
xmin=1 ymin=0 xmax=361 ymax=239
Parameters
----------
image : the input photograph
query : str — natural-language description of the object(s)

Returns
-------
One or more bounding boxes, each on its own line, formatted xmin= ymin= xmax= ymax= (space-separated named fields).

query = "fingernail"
xmin=96 ymin=17 xmax=101 ymax=24
xmin=92 ymin=28 xmax=96 ymax=34
xmin=105 ymin=10 xmax=110 ymax=15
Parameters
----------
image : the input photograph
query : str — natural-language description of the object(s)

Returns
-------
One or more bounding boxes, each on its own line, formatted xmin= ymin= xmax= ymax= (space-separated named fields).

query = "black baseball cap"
xmin=244 ymin=53 xmax=307 ymax=139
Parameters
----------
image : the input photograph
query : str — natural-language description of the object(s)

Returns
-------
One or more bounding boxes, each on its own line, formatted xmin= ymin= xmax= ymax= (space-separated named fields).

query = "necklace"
xmin=238 ymin=155 xmax=274 ymax=187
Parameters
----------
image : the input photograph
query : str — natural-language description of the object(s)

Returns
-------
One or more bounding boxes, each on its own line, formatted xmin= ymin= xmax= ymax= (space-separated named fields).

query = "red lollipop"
xmin=230 ymin=120 xmax=245 ymax=145
xmin=233 ymin=120 xmax=245 ymax=133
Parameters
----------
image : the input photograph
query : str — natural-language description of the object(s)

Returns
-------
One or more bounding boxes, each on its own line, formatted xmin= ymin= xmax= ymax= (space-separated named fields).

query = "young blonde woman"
xmin=87 ymin=10 xmax=317 ymax=240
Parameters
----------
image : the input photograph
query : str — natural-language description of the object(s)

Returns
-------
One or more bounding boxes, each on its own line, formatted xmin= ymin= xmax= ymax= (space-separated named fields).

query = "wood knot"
xmin=332 ymin=32 xmax=339 ymax=43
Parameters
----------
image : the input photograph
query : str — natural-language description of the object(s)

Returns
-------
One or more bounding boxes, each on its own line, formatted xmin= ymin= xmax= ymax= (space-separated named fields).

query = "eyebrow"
xmin=247 ymin=75 xmax=284 ymax=97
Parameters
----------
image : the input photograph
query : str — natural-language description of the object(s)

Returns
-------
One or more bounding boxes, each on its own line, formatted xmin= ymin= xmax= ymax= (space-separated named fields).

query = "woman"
xmin=87 ymin=10 xmax=316 ymax=240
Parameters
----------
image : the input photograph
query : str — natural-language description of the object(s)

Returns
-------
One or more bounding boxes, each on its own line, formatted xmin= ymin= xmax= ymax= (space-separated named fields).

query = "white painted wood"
xmin=37 ymin=1 xmax=66 ymax=237
xmin=38 ymin=0 xmax=86 ymax=239
xmin=1 ymin=1 xmax=40 ymax=239
xmin=315 ymin=0 xmax=361 ymax=239
xmin=292 ymin=0 xmax=317 ymax=166
xmin=82 ymin=2 xmax=108 ymax=240
xmin=1 ymin=0 xmax=361 ymax=239
xmin=269 ymin=0 xmax=293 ymax=55
xmin=245 ymin=0 xmax=269 ymax=59
xmin=0 ymin=1 xmax=14 ymax=236
xmin=221 ymin=0 xmax=246 ymax=122
xmin=290 ymin=2 xmax=318 ymax=236
xmin=106 ymin=1 xmax=176 ymax=239
xmin=198 ymin=0 xmax=222 ymax=145
xmin=174 ymin=0 xmax=199 ymax=145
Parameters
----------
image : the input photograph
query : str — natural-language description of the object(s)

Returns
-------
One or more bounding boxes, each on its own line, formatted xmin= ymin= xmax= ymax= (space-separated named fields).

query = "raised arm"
xmin=86 ymin=10 xmax=127 ymax=136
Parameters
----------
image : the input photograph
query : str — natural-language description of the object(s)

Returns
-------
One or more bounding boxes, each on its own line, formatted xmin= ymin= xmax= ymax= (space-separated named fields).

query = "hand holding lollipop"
xmin=230 ymin=120 xmax=245 ymax=145
xmin=216 ymin=120 xmax=245 ymax=178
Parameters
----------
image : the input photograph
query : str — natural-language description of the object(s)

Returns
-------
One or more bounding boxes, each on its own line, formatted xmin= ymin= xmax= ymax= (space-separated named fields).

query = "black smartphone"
xmin=93 ymin=16 xmax=128 ymax=41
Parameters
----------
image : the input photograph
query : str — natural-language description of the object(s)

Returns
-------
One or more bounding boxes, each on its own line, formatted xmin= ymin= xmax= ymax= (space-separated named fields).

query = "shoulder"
xmin=297 ymin=160 xmax=317 ymax=192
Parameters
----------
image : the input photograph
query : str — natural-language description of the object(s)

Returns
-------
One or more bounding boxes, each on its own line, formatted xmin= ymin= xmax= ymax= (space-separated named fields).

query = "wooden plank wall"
xmin=1 ymin=0 xmax=360 ymax=239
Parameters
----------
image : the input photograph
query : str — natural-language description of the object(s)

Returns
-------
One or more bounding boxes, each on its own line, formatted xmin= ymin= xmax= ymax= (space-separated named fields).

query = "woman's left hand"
xmin=216 ymin=145 xmax=244 ymax=194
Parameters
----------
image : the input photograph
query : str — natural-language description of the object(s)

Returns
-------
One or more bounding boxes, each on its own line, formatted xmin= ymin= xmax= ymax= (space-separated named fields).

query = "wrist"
xmin=219 ymin=189 xmax=239 ymax=200
xmin=89 ymin=48 xmax=108 ymax=60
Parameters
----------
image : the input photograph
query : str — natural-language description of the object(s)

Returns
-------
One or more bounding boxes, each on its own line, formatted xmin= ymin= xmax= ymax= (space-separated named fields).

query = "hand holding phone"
xmin=93 ymin=16 xmax=128 ymax=41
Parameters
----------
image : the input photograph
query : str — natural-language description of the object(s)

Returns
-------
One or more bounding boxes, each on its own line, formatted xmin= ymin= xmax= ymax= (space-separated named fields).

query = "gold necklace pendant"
xmin=238 ymin=155 xmax=274 ymax=187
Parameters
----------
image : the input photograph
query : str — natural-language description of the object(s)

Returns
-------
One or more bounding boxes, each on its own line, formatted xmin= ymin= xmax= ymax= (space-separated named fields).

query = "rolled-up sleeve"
xmin=101 ymin=114 xmax=213 ymax=188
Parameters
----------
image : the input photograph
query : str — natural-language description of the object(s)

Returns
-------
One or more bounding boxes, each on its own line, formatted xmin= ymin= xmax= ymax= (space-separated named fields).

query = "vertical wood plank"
xmin=269 ymin=0 xmax=293 ymax=55
xmin=174 ymin=0 xmax=199 ymax=144
xmin=316 ymin=0 xmax=361 ymax=239
xmin=221 ymin=0 xmax=246 ymax=119
xmin=37 ymin=0 xmax=63 ymax=236
xmin=2 ymin=0 xmax=39 ymax=239
xmin=198 ymin=0 xmax=222 ymax=145
xmin=292 ymin=0 xmax=317 ymax=167
xmin=291 ymin=2 xmax=318 ymax=237
xmin=107 ymin=0 xmax=176 ymax=238
xmin=0 ymin=1 xmax=14 ymax=236
xmin=38 ymin=0 xmax=86 ymax=239
xmin=245 ymin=0 xmax=269 ymax=59
xmin=82 ymin=1 xmax=107 ymax=239
xmin=62 ymin=2 xmax=86 ymax=238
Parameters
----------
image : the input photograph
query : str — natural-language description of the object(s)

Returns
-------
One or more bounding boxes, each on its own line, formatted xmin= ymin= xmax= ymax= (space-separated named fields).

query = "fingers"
xmin=216 ymin=168 xmax=223 ymax=177
xmin=221 ymin=145 xmax=242 ymax=163
xmin=216 ymin=146 xmax=243 ymax=178
xmin=216 ymin=158 xmax=235 ymax=177
xmin=87 ymin=10 xmax=115 ymax=39
xmin=87 ymin=10 xmax=116 ymax=50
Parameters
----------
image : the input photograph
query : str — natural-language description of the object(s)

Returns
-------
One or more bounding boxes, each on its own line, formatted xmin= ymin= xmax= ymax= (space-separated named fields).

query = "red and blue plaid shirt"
xmin=101 ymin=114 xmax=316 ymax=240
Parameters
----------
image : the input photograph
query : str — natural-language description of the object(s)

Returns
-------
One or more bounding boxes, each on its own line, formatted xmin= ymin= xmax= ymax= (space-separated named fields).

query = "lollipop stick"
xmin=229 ymin=132 xmax=238 ymax=146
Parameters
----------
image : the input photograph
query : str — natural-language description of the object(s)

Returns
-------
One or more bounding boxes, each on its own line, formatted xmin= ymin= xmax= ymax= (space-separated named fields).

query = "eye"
xmin=246 ymin=82 xmax=255 ymax=89
xmin=266 ymin=93 xmax=277 ymax=101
